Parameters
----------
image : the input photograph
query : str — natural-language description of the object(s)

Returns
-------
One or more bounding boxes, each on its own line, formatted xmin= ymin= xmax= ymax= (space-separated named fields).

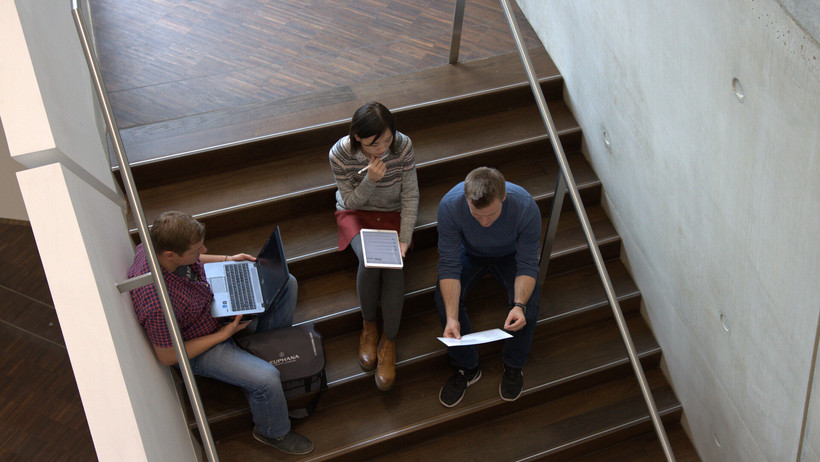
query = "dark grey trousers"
xmin=350 ymin=234 xmax=404 ymax=340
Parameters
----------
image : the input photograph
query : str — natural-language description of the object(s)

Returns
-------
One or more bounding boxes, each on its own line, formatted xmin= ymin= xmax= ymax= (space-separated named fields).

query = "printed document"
xmin=437 ymin=328 xmax=512 ymax=347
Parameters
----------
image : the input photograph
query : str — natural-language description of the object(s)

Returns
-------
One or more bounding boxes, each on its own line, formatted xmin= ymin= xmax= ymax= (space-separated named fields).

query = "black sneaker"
xmin=253 ymin=429 xmax=314 ymax=455
xmin=439 ymin=367 xmax=482 ymax=407
xmin=499 ymin=365 xmax=523 ymax=401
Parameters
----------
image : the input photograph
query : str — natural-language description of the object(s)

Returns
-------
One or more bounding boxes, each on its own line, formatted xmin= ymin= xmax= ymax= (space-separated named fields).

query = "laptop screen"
xmin=255 ymin=226 xmax=289 ymax=306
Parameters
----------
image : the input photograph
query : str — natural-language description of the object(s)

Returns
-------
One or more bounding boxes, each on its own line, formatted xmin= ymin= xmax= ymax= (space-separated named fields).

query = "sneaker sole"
xmin=439 ymin=369 xmax=482 ymax=408
xmin=499 ymin=385 xmax=523 ymax=402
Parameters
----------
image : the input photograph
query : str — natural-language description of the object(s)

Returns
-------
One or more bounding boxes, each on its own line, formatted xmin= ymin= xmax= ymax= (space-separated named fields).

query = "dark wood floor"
xmin=91 ymin=0 xmax=541 ymax=162
xmin=0 ymin=219 xmax=96 ymax=460
xmin=3 ymin=1 xmax=540 ymax=459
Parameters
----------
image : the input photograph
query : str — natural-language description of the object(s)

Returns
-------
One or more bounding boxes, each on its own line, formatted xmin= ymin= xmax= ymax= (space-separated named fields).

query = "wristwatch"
xmin=512 ymin=302 xmax=527 ymax=313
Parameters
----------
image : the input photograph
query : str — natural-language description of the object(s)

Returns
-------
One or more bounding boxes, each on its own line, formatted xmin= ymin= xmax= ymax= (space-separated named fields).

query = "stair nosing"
xmin=302 ymin=347 xmax=664 ymax=461
xmin=117 ymin=67 xmax=562 ymax=170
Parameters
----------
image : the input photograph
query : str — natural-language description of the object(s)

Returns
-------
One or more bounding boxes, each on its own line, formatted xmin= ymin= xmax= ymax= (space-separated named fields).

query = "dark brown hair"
xmin=348 ymin=102 xmax=397 ymax=153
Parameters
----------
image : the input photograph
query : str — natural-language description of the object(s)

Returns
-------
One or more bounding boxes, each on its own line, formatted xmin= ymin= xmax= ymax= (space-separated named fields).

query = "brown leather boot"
xmin=375 ymin=335 xmax=396 ymax=391
xmin=359 ymin=320 xmax=379 ymax=371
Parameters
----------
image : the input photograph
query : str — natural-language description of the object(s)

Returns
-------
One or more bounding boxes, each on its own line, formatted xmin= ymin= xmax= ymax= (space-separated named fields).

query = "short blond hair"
xmin=150 ymin=211 xmax=205 ymax=255
xmin=464 ymin=167 xmax=506 ymax=208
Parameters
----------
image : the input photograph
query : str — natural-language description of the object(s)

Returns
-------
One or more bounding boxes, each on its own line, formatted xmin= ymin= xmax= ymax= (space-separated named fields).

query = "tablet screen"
xmin=360 ymin=229 xmax=404 ymax=268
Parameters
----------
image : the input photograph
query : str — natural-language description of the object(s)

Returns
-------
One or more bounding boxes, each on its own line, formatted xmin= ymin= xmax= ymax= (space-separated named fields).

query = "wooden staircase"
xmin=127 ymin=48 xmax=700 ymax=460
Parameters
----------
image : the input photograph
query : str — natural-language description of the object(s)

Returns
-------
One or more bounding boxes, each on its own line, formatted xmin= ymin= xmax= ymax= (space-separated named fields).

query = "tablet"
xmin=360 ymin=229 xmax=404 ymax=269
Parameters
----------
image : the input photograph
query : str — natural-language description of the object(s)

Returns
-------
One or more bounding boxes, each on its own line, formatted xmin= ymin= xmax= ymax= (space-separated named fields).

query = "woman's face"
xmin=356 ymin=128 xmax=393 ymax=160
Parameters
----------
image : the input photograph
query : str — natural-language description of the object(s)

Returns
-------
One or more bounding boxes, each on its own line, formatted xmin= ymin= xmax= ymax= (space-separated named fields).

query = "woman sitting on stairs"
xmin=328 ymin=102 xmax=419 ymax=391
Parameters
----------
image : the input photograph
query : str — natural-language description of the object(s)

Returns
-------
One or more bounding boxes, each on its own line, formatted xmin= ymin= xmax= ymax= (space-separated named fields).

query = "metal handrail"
xmin=499 ymin=1 xmax=676 ymax=459
xmin=70 ymin=2 xmax=219 ymax=460
xmin=452 ymin=1 xmax=677 ymax=460
xmin=448 ymin=0 xmax=467 ymax=64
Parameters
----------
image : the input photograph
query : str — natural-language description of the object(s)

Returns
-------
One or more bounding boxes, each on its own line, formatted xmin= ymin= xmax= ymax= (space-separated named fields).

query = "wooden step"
xmin=569 ymin=422 xmax=701 ymax=461
xmin=319 ymin=259 xmax=641 ymax=393
xmin=207 ymin=312 xmax=666 ymax=460
xmin=126 ymin=96 xmax=580 ymax=233
xmin=291 ymin=203 xmax=624 ymax=340
xmin=117 ymin=49 xmax=560 ymax=166
xmin=370 ymin=368 xmax=682 ymax=462
xmin=176 ymin=147 xmax=600 ymax=275
xmin=184 ymin=257 xmax=641 ymax=441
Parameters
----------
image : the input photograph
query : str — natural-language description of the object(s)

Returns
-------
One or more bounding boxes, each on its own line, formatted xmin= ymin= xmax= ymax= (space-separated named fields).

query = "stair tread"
xmin=320 ymin=259 xmax=641 ymax=386
xmin=372 ymin=368 xmax=679 ymax=462
xmin=291 ymin=204 xmax=623 ymax=328
xmin=188 ymin=149 xmax=599 ymax=260
xmin=570 ymin=422 xmax=701 ymax=462
xmin=118 ymin=49 xmax=559 ymax=164
xmin=128 ymin=100 xmax=579 ymax=231
xmin=210 ymin=313 xmax=664 ymax=459
xmin=186 ymin=258 xmax=641 ymax=423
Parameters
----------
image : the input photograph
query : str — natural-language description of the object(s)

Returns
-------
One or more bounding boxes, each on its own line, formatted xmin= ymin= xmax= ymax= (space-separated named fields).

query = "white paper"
xmin=437 ymin=328 xmax=513 ymax=347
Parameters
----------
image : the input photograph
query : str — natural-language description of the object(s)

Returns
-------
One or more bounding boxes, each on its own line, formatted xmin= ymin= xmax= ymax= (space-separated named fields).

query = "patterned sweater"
xmin=329 ymin=131 xmax=419 ymax=244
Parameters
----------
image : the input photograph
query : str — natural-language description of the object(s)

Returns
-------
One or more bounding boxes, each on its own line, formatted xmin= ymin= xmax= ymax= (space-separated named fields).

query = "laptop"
xmin=204 ymin=226 xmax=290 ymax=318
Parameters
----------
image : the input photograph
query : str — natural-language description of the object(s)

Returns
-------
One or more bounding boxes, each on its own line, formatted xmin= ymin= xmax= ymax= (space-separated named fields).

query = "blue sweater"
xmin=437 ymin=182 xmax=541 ymax=281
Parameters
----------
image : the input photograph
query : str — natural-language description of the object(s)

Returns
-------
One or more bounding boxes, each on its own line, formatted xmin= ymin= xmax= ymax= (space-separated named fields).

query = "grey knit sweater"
xmin=329 ymin=131 xmax=419 ymax=244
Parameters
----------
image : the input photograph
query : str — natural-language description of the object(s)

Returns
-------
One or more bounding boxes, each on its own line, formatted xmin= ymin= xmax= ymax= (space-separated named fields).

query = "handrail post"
xmin=537 ymin=176 xmax=567 ymax=288
xmin=449 ymin=0 xmax=467 ymax=64
xmin=499 ymin=1 xmax=676 ymax=460
xmin=70 ymin=2 xmax=219 ymax=460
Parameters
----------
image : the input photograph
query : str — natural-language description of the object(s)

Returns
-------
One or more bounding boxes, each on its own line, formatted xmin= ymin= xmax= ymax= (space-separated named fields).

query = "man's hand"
xmin=367 ymin=157 xmax=386 ymax=182
xmin=503 ymin=305 xmax=526 ymax=331
xmin=221 ymin=314 xmax=251 ymax=337
xmin=227 ymin=253 xmax=256 ymax=262
xmin=153 ymin=314 xmax=251 ymax=366
xmin=443 ymin=317 xmax=462 ymax=339
xmin=399 ymin=241 xmax=409 ymax=258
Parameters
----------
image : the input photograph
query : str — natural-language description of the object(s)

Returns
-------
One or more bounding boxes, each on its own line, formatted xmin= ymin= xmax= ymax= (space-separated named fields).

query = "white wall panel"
xmin=519 ymin=0 xmax=820 ymax=460
xmin=17 ymin=163 xmax=197 ymax=461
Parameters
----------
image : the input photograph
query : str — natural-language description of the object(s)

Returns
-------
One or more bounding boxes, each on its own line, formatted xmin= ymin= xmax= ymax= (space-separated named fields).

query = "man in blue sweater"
xmin=435 ymin=167 xmax=542 ymax=407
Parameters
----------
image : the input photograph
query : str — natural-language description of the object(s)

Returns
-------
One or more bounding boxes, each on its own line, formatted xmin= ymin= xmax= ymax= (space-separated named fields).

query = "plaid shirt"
xmin=128 ymin=244 xmax=222 ymax=348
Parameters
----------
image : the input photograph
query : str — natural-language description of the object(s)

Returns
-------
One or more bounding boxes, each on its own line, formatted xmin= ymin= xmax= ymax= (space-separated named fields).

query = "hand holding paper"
xmin=437 ymin=328 xmax=512 ymax=347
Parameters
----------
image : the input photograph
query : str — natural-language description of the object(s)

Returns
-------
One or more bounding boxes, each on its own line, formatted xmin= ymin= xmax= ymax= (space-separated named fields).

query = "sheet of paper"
xmin=437 ymin=328 xmax=513 ymax=347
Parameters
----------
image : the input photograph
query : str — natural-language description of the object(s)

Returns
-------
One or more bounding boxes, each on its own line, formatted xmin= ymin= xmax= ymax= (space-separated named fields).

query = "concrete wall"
xmin=1 ymin=0 xmax=199 ymax=459
xmin=0 ymin=118 xmax=28 ymax=221
xmin=518 ymin=0 xmax=820 ymax=460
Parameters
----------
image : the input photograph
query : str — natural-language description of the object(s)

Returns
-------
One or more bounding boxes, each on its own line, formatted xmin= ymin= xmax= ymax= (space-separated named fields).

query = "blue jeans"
xmin=435 ymin=253 xmax=539 ymax=370
xmin=188 ymin=274 xmax=298 ymax=439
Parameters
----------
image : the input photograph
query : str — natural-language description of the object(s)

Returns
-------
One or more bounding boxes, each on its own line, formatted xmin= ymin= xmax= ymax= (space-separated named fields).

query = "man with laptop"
xmin=127 ymin=211 xmax=313 ymax=455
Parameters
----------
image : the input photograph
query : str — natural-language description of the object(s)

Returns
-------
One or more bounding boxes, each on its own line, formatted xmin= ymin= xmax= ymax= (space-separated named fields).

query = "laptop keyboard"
xmin=224 ymin=264 xmax=258 ymax=312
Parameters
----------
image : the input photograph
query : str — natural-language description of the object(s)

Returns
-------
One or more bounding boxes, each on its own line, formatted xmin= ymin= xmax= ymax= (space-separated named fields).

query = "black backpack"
xmin=236 ymin=322 xmax=327 ymax=418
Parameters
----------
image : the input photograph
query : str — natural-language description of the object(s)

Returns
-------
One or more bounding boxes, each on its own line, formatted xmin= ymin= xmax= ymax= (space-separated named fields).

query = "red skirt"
xmin=335 ymin=210 xmax=401 ymax=250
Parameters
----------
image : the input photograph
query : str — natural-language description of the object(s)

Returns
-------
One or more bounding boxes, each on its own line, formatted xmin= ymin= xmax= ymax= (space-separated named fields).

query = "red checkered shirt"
xmin=128 ymin=244 xmax=222 ymax=348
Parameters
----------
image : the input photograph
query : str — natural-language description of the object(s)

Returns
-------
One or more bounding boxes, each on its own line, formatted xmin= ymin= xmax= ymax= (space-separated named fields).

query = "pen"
xmin=357 ymin=164 xmax=371 ymax=175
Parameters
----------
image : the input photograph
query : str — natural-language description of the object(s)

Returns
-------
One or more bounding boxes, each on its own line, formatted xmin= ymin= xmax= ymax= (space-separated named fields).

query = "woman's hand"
xmin=367 ymin=157 xmax=386 ymax=182
xmin=399 ymin=241 xmax=409 ymax=258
